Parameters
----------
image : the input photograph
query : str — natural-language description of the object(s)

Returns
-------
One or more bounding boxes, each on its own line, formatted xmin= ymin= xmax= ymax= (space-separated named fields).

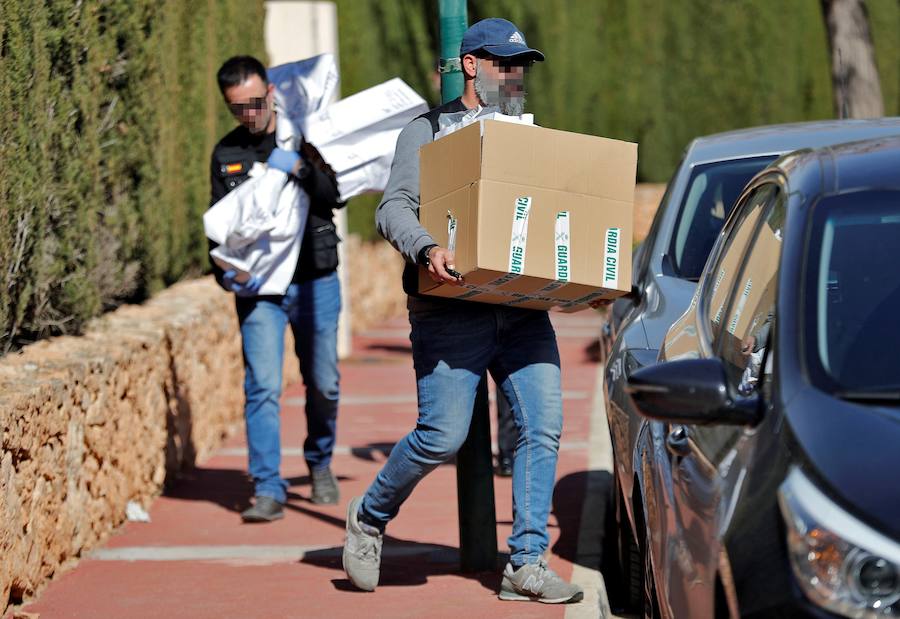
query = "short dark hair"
xmin=216 ymin=55 xmax=268 ymax=93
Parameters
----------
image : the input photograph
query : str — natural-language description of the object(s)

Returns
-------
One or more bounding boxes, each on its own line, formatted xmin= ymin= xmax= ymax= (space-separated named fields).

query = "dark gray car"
xmin=602 ymin=118 xmax=900 ymax=615
xmin=626 ymin=135 xmax=900 ymax=618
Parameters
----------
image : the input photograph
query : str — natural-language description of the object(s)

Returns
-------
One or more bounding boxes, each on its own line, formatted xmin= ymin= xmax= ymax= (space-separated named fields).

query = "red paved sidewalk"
xmin=20 ymin=312 xmax=606 ymax=619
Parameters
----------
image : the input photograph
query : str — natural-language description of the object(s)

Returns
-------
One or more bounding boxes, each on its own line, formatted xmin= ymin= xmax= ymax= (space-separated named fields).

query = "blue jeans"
xmin=360 ymin=304 xmax=563 ymax=566
xmin=236 ymin=271 xmax=341 ymax=503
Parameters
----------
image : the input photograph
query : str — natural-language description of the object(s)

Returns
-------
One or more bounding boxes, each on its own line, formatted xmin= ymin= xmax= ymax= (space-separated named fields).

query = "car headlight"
xmin=779 ymin=468 xmax=900 ymax=617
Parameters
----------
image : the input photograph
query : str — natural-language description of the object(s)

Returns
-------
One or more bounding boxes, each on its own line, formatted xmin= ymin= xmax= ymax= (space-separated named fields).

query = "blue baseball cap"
xmin=459 ymin=18 xmax=545 ymax=62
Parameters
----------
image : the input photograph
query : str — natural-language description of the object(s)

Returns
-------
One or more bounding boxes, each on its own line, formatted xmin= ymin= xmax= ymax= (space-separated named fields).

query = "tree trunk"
xmin=821 ymin=0 xmax=885 ymax=118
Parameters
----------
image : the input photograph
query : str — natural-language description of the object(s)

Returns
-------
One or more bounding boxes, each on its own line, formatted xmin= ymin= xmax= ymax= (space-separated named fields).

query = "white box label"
xmin=555 ymin=211 xmax=571 ymax=282
xmin=603 ymin=227 xmax=621 ymax=287
xmin=509 ymin=196 xmax=532 ymax=275
xmin=447 ymin=211 xmax=458 ymax=253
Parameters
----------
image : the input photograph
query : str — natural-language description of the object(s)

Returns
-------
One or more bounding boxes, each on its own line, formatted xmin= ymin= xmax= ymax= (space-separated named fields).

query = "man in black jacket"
xmin=210 ymin=56 xmax=345 ymax=522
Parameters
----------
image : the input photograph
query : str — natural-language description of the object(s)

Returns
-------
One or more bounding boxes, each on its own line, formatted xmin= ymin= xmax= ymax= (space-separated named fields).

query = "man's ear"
xmin=462 ymin=53 xmax=478 ymax=79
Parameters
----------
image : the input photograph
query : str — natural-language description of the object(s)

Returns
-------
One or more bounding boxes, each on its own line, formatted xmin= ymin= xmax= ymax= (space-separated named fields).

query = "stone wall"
xmin=342 ymin=234 xmax=408 ymax=333
xmin=0 ymin=279 xmax=297 ymax=613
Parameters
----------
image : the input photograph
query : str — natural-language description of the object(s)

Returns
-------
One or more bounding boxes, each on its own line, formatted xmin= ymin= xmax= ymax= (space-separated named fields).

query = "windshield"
xmin=670 ymin=156 xmax=776 ymax=279
xmin=806 ymin=190 xmax=900 ymax=395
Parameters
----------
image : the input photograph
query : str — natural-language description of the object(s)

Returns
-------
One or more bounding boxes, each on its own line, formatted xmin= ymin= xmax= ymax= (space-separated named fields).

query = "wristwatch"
xmin=418 ymin=244 xmax=438 ymax=267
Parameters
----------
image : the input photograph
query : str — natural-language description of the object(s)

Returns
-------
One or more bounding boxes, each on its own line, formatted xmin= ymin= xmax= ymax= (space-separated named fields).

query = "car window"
xmin=690 ymin=184 xmax=781 ymax=463
xmin=717 ymin=190 xmax=785 ymax=394
xmin=669 ymin=156 xmax=777 ymax=280
xmin=804 ymin=189 xmax=900 ymax=395
xmin=659 ymin=184 xmax=775 ymax=364
xmin=635 ymin=155 xmax=683 ymax=284
xmin=705 ymin=184 xmax=776 ymax=346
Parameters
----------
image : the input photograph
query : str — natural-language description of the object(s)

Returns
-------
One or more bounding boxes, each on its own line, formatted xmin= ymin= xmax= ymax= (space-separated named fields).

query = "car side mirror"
xmin=625 ymin=358 xmax=760 ymax=426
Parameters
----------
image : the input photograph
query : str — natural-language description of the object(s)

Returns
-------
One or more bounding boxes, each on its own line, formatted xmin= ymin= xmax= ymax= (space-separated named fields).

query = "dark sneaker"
xmin=311 ymin=466 xmax=340 ymax=504
xmin=499 ymin=560 xmax=584 ymax=604
xmin=241 ymin=496 xmax=284 ymax=523
xmin=342 ymin=496 xmax=382 ymax=591
xmin=494 ymin=456 xmax=513 ymax=477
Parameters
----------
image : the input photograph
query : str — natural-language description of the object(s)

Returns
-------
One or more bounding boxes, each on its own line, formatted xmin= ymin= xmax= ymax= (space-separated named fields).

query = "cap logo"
xmin=508 ymin=31 xmax=525 ymax=45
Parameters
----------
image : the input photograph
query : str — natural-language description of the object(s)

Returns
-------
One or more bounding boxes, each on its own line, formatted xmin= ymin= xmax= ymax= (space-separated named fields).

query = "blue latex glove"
xmin=267 ymin=147 xmax=300 ymax=174
xmin=222 ymin=269 xmax=263 ymax=297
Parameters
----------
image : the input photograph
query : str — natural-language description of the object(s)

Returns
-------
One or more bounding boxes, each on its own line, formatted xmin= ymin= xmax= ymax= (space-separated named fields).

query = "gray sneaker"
xmin=240 ymin=496 xmax=284 ymax=523
xmin=311 ymin=466 xmax=339 ymax=504
xmin=499 ymin=560 xmax=584 ymax=603
xmin=342 ymin=496 xmax=383 ymax=591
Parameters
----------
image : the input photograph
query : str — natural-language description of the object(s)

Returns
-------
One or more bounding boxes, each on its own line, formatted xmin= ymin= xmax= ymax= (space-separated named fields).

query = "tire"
xmin=605 ymin=474 xmax=644 ymax=614
xmin=643 ymin=525 xmax=662 ymax=619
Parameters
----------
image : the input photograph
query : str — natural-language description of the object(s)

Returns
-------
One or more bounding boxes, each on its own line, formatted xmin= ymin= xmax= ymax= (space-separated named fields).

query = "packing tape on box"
xmin=455 ymin=274 xmax=568 ymax=303
xmin=508 ymin=196 xmax=532 ymax=275
xmin=451 ymin=279 xmax=605 ymax=308
xmin=447 ymin=210 xmax=457 ymax=253
xmin=451 ymin=279 xmax=610 ymax=310
xmin=555 ymin=211 xmax=571 ymax=282
xmin=603 ymin=227 xmax=621 ymax=287
xmin=441 ymin=203 xmax=615 ymax=310
xmin=557 ymin=290 xmax=608 ymax=309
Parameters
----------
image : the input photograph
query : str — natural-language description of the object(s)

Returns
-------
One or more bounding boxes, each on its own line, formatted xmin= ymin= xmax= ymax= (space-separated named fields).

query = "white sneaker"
xmin=342 ymin=496 xmax=383 ymax=591
xmin=498 ymin=560 xmax=584 ymax=603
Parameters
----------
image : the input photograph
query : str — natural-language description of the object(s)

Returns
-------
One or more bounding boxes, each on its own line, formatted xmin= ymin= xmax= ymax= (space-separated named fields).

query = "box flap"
xmin=479 ymin=121 xmax=637 ymax=202
xmin=420 ymin=122 xmax=483 ymax=203
xmin=419 ymin=184 xmax=478 ymax=274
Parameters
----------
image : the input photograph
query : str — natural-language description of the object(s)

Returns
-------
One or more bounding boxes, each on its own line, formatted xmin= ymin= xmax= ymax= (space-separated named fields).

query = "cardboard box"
xmin=417 ymin=120 xmax=637 ymax=312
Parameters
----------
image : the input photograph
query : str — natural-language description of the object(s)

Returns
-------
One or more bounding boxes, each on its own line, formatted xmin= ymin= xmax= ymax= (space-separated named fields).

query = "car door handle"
xmin=666 ymin=425 xmax=691 ymax=457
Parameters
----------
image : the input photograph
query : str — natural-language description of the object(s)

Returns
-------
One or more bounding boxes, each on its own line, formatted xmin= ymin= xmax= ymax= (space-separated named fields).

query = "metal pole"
xmin=438 ymin=0 xmax=466 ymax=103
xmin=456 ymin=376 xmax=498 ymax=572
xmin=438 ymin=0 xmax=498 ymax=573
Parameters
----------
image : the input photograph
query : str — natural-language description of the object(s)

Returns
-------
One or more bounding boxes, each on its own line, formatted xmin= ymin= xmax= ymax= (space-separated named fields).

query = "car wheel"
xmin=643 ymin=526 xmax=662 ymax=619
xmin=605 ymin=474 xmax=643 ymax=614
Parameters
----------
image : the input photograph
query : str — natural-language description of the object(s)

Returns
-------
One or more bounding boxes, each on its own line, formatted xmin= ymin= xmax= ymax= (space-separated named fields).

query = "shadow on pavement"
xmin=349 ymin=442 xmax=396 ymax=462
xmin=289 ymin=501 xmax=502 ymax=593
xmin=364 ymin=343 xmax=413 ymax=355
xmin=347 ymin=442 xmax=455 ymax=469
xmin=552 ymin=470 xmax=614 ymax=568
xmin=553 ymin=469 xmax=632 ymax=611
xmin=164 ymin=466 xmax=354 ymax=511
xmin=163 ymin=466 xmax=253 ymax=513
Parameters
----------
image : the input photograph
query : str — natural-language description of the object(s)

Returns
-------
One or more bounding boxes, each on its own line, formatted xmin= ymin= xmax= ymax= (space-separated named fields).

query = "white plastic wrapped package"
xmin=267 ymin=54 xmax=339 ymax=143
xmin=434 ymin=107 xmax=534 ymax=139
xmin=303 ymin=77 xmax=428 ymax=200
xmin=204 ymin=162 xmax=310 ymax=295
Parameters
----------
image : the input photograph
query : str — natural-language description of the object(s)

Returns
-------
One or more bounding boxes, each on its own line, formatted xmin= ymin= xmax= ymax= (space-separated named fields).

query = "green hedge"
xmin=338 ymin=0 xmax=900 ymax=239
xmin=2 ymin=1 xmax=898 ymax=349
xmin=0 ymin=0 xmax=266 ymax=352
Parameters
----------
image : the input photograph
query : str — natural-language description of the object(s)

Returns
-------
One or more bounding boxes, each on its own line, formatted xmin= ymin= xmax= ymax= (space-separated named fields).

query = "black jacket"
xmin=209 ymin=125 xmax=345 ymax=284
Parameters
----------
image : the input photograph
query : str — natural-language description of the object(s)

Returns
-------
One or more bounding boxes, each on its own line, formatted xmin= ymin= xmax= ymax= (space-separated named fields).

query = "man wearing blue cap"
xmin=342 ymin=18 xmax=584 ymax=604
